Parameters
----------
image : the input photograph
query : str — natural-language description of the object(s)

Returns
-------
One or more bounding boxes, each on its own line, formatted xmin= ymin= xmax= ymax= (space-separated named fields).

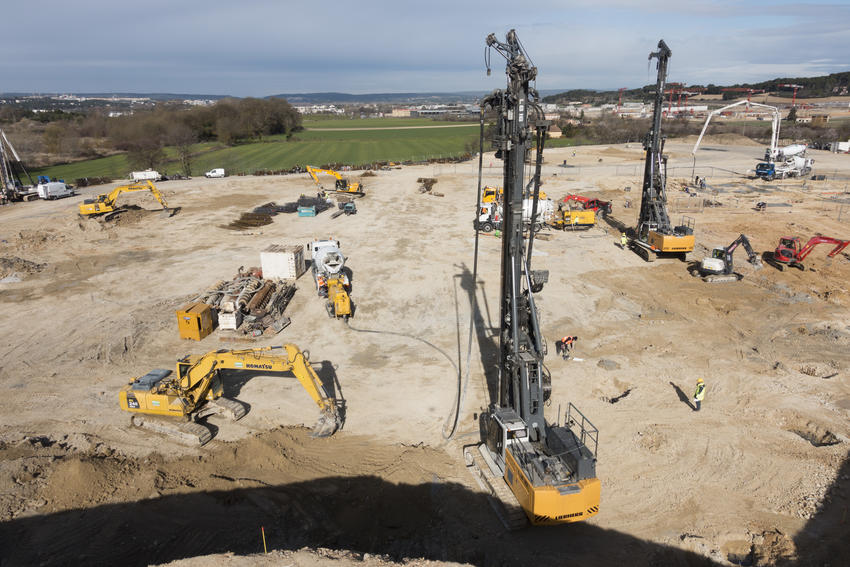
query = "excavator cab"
xmin=775 ymin=237 xmax=800 ymax=263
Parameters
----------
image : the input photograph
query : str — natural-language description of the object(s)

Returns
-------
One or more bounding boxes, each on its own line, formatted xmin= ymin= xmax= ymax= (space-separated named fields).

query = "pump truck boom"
xmin=632 ymin=40 xmax=695 ymax=262
xmin=465 ymin=29 xmax=600 ymax=530
xmin=119 ymin=345 xmax=342 ymax=445
xmin=697 ymin=234 xmax=762 ymax=283
xmin=692 ymin=100 xmax=813 ymax=180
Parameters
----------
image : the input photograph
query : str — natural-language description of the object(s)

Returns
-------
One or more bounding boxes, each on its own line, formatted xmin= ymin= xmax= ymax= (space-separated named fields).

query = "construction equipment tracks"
xmin=463 ymin=444 xmax=528 ymax=530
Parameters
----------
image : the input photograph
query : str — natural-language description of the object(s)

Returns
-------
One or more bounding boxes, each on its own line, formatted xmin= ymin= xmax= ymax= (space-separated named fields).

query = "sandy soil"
xmin=1 ymin=141 xmax=849 ymax=566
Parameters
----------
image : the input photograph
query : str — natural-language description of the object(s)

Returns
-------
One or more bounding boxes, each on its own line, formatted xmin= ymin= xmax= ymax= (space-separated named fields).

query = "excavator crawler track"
xmin=130 ymin=415 xmax=213 ymax=446
xmin=463 ymin=445 xmax=528 ymax=531
xmin=209 ymin=397 xmax=247 ymax=420
xmin=702 ymin=274 xmax=742 ymax=283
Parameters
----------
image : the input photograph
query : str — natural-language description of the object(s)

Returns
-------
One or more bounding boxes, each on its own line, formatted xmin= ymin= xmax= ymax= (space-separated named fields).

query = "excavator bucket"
xmin=310 ymin=410 xmax=341 ymax=438
xmin=750 ymin=256 xmax=764 ymax=270
xmin=160 ymin=206 xmax=180 ymax=218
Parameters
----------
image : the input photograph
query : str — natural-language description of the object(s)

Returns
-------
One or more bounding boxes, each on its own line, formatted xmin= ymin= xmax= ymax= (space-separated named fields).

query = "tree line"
xmin=0 ymin=97 xmax=302 ymax=174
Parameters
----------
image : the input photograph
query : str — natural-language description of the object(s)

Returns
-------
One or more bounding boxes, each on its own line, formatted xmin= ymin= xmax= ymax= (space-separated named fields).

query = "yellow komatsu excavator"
xmin=118 ymin=344 xmax=342 ymax=445
xmin=306 ymin=166 xmax=365 ymax=196
xmin=79 ymin=180 xmax=174 ymax=220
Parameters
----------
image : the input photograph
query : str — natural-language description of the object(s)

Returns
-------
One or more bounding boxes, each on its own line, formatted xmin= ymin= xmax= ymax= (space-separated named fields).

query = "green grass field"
xmin=34 ymin=122 xmax=480 ymax=181
xmin=303 ymin=117 xmax=473 ymax=129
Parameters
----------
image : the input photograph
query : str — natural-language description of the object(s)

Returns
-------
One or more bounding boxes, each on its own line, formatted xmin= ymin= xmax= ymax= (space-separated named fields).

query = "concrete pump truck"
xmin=631 ymin=40 xmax=695 ymax=262
xmin=464 ymin=29 xmax=600 ymax=530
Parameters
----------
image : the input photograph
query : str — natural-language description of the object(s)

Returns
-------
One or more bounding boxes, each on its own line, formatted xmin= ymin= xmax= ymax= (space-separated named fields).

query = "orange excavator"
xmin=772 ymin=236 xmax=849 ymax=271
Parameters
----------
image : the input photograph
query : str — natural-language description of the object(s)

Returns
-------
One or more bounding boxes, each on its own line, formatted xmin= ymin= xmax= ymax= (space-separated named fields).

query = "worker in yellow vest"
xmin=693 ymin=378 xmax=706 ymax=411
xmin=620 ymin=233 xmax=628 ymax=249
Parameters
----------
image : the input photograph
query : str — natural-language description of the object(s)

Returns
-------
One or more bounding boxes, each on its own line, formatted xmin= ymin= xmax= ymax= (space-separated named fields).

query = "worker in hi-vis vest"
xmin=693 ymin=378 xmax=706 ymax=411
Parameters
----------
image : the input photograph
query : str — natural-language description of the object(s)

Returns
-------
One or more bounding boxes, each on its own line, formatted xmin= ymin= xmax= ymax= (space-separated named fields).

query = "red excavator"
xmin=773 ymin=236 xmax=849 ymax=271
xmin=562 ymin=194 xmax=612 ymax=218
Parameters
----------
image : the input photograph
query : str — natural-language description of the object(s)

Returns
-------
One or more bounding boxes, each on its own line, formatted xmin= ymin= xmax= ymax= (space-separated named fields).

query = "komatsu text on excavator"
xmin=632 ymin=40 xmax=695 ymax=262
xmin=119 ymin=345 xmax=342 ymax=445
xmin=464 ymin=29 xmax=600 ymax=530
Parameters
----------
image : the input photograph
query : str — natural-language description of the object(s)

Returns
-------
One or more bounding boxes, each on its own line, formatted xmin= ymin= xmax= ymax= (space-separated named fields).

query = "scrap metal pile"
xmin=194 ymin=267 xmax=296 ymax=337
xmin=222 ymin=196 xmax=333 ymax=230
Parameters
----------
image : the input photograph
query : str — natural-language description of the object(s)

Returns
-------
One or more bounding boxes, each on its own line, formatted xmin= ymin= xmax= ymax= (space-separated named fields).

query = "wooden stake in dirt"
xmin=262 ymin=526 xmax=268 ymax=554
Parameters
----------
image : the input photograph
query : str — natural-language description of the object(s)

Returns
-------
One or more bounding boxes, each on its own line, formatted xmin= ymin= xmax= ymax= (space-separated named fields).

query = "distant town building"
xmin=391 ymin=108 xmax=412 ymax=117
xmin=295 ymin=104 xmax=345 ymax=115
xmin=547 ymin=124 xmax=562 ymax=139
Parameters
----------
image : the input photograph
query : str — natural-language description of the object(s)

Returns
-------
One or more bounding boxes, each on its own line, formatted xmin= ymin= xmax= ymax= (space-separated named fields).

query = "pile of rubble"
xmin=222 ymin=197 xmax=334 ymax=230
xmin=195 ymin=266 xmax=296 ymax=337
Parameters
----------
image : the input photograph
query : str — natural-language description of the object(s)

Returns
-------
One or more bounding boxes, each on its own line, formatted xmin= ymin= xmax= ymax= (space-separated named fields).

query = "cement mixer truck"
xmin=756 ymin=143 xmax=814 ymax=181
xmin=474 ymin=198 xmax=555 ymax=233
xmin=307 ymin=239 xmax=352 ymax=319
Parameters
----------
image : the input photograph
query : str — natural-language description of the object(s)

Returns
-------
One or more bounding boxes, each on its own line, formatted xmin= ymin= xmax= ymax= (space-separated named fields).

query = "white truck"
xmin=755 ymin=144 xmax=814 ymax=181
xmin=205 ymin=168 xmax=225 ymax=178
xmin=474 ymin=198 xmax=555 ymax=232
xmin=37 ymin=181 xmax=75 ymax=200
xmin=131 ymin=170 xmax=161 ymax=182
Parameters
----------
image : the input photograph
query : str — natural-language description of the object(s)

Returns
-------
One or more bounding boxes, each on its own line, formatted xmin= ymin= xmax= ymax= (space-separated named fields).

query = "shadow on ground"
xmin=0 ymin=474 xmax=720 ymax=567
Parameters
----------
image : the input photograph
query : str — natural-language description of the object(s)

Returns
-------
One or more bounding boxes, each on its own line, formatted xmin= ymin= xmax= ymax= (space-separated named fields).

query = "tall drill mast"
xmin=467 ymin=30 xmax=600 ymax=528
xmin=482 ymin=30 xmax=548 ymax=441
xmin=630 ymin=39 xmax=694 ymax=262
xmin=638 ymin=39 xmax=673 ymax=241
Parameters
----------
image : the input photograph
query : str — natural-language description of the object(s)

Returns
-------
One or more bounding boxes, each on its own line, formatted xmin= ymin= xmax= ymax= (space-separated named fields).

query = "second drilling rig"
xmin=631 ymin=40 xmax=695 ymax=262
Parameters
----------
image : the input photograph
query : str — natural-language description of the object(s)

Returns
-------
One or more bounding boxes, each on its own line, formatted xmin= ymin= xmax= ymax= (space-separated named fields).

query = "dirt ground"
xmin=1 ymin=139 xmax=849 ymax=566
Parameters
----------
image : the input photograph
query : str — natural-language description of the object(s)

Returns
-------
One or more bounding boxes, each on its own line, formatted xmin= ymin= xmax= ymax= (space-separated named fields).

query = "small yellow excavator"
xmin=118 ymin=344 xmax=342 ymax=445
xmin=306 ymin=166 xmax=365 ymax=197
xmin=482 ymin=185 xmax=547 ymax=203
xmin=79 ymin=180 xmax=175 ymax=220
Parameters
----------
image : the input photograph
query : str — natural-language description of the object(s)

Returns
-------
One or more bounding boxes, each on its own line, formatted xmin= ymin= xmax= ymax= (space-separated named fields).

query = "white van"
xmin=205 ymin=168 xmax=225 ymax=178
xmin=37 ymin=181 xmax=75 ymax=200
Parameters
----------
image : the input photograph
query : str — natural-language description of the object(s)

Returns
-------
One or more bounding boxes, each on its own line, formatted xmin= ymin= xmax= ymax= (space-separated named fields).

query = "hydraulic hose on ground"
xmin=442 ymin=107 xmax=487 ymax=441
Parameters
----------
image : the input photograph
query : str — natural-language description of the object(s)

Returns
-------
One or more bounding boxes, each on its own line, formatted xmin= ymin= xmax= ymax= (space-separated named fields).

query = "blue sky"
xmin=1 ymin=1 xmax=848 ymax=96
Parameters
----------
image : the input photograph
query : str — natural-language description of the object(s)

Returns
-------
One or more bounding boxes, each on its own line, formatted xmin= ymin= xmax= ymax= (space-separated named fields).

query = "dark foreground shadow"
xmin=669 ymin=381 xmax=695 ymax=410
xmin=793 ymin=449 xmax=850 ymax=566
xmin=0 ymin=474 xmax=720 ymax=567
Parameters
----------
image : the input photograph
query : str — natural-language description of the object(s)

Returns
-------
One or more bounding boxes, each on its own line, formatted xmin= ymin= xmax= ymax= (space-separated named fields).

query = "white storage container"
xmin=218 ymin=311 xmax=243 ymax=331
xmin=261 ymin=244 xmax=306 ymax=279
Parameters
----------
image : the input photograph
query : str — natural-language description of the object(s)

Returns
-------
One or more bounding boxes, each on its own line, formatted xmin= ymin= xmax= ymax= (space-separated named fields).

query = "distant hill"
xmin=0 ymin=92 xmax=233 ymax=101
xmin=543 ymin=71 xmax=850 ymax=105
xmin=269 ymin=92 xmax=483 ymax=104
